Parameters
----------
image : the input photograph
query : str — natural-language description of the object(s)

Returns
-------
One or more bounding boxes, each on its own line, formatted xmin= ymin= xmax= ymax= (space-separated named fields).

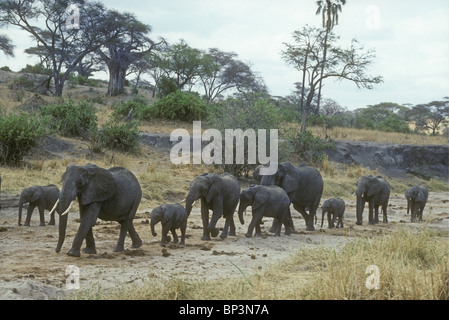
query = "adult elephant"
xmin=405 ymin=185 xmax=428 ymax=222
xmin=185 ymin=173 xmax=240 ymax=240
xmin=18 ymin=185 xmax=59 ymax=226
xmin=355 ymin=175 xmax=390 ymax=225
xmin=254 ymin=162 xmax=323 ymax=231
xmin=53 ymin=164 xmax=143 ymax=257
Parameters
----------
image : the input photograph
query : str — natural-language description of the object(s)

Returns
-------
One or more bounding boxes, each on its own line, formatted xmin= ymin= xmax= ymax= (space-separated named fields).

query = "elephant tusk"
xmin=61 ymin=201 xmax=74 ymax=216
xmin=48 ymin=199 xmax=59 ymax=215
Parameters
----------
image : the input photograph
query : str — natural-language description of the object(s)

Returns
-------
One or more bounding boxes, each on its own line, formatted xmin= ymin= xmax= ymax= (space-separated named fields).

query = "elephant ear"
xmin=80 ymin=166 xmax=116 ymax=205
xmin=366 ymin=178 xmax=380 ymax=197
xmin=280 ymin=164 xmax=300 ymax=194
xmin=30 ymin=186 xmax=44 ymax=202
xmin=252 ymin=188 xmax=268 ymax=212
xmin=205 ymin=174 xmax=221 ymax=203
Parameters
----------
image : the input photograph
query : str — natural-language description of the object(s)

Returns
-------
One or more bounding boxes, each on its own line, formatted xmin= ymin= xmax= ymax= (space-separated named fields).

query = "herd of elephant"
xmin=15 ymin=162 xmax=429 ymax=258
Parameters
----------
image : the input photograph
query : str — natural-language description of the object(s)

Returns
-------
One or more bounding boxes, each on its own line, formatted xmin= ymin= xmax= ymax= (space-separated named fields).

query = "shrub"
xmin=96 ymin=120 xmax=140 ymax=153
xmin=0 ymin=112 xmax=48 ymax=165
xmin=39 ymin=100 xmax=97 ymax=137
xmin=286 ymin=130 xmax=334 ymax=165
xmin=151 ymin=91 xmax=207 ymax=122
xmin=112 ymin=95 xmax=154 ymax=121
xmin=207 ymin=93 xmax=281 ymax=177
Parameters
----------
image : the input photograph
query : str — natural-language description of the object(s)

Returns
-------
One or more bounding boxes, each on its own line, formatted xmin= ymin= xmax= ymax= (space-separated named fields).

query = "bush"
xmin=0 ymin=112 xmax=48 ymax=165
xmin=39 ymin=100 xmax=97 ymax=137
xmin=112 ymin=95 xmax=155 ymax=121
xmin=286 ymin=130 xmax=333 ymax=165
xmin=207 ymin=93 xmax=281 ymax=176
xmin=151 ymin=91 xmax=207 ymax=122
xmin=95 ymin=120 xmax=140 ymax=153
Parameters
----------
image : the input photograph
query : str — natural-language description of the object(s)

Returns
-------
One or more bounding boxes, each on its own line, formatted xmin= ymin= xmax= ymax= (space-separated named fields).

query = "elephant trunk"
xmin=185 ymin=192 xmax=197 ymax=216
xmin=150 ymin=218 xmax=158 ymax=237
xmin=56 ymin=212 xmax=68 ymax=253
xmin=238 ymin=204 xmax=245 ymax=225
xmin=321 ymin=209 xmax=326 ymax=228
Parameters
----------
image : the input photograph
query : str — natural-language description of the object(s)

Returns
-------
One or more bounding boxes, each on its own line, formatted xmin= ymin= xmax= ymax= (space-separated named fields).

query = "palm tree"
xmin=315 ymin=0 xmax=346 ymax=113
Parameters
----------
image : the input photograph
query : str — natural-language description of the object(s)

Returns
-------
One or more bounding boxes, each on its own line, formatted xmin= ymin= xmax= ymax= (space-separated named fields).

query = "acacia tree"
xmin=0 ymin=0 xmax=119 ymax=96
xmin=282 ymin=26 xmax=383 ymax=132
xmin=199 ymin=48 xmax=259 ymax=105
xmin=408 ymin=99 xmax=449 ymax=136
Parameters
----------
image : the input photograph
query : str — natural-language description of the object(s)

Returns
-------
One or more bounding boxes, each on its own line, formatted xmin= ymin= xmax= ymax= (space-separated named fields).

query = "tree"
xmin=0 ymin=34 xmax=14 ymax=57
xmin=315 ymin=0 xmax=346 ymax=113
xmin=408 ymin=99 xmax=449 ymax=136
xmin=282 ymin=26 xmax=383 ymax=132
xmin=96 ymin=11 xmax=165 ymax=96
xmin=0 ymin=0 xmax=120 ymax=96
xmin=158 ymin=40 xmax=204 ymax=91
xmin=354 ymin=102 xmax=411 ymax=133
xmin=199 ymin=48 xmax=259 ymax=105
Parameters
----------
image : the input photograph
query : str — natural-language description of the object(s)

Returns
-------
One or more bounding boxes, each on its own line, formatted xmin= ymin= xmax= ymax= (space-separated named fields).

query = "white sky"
xmin=1 ymin=0 xmax=448 ymax=110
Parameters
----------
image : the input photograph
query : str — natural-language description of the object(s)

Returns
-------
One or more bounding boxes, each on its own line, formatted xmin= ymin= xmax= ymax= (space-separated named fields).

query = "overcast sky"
xmin=1 ymin=0 xmax=448 ymax=110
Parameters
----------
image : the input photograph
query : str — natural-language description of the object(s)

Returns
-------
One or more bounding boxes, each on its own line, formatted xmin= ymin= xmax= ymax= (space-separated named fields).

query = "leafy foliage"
xmin=0 ymin=112 xmax=48 ymax=165
xmin=95 ymin=120 xmax=140 ymax=153
xmin=207 ymin=93 xmax=281 ymax=176
xmin=151 ymin=91 xmax=208 ymax=122
xmin=39 ymin=100 xmax=97 ymax=137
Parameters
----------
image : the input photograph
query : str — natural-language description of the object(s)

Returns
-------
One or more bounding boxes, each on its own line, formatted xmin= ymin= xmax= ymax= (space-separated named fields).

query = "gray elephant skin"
xmin=185 ymin=173 xmax=240 ymax=240
xmin=405 ymin=186 xmax=428 ymax=222
xmin=238 ymin=185 xmax=292 ymax=237
xmin=151 ymin=203 xmax=188 ymax=245
xmin=56 ymin=164 xmax=143 ymax=257
xmin=321 ymin=198 xmax=345 ymax=229
xmin=18 ymin=185 xmax=59 ymax=226
xmin=355 ymin=175 xmax=390 ymax=225
xmin=254 ymin=162 xmax=323 ymax=231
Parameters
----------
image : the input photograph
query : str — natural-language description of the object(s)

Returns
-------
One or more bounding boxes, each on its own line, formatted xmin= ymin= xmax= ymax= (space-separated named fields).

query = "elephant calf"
xmin=238 ymin=185 xmax=292 ymax=237
xmin=405 ymin=186 xmax=429 ymax=223
xmin=151 ymin=204 xmax=188 ymax=245
xmin=18 ymin=185 xmax=59 ymax=226
xmin=321 ymin=198 xmax=346 ymax=229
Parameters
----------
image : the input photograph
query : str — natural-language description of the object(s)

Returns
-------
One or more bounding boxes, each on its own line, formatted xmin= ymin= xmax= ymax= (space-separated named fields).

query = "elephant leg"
xmin=83 ymin=228 xmax=97 ymax=254
xmin=68 ymin=203 xmax=101 ymax=257
xmin=200 ymin=201 xmax=211 ymax=241
xmin=228 ymin=216 xmax=236 ymax=237
xmin=246 ymin=213 xmax=262 ymax=238
xmin=48 ymin=211 xmax=56 ymax=226
xmin=171 ymin=228 xmax=179 ymax=243
xmin=128 ymin=223 xmax=143 ymax=248
xmin=368 ymin=202 xmax=375 ymax=225
xmin=328 ymin=212 xmax=334 ymax=229
xmin=294 ymin=204 xmax=314 ymax=231
xmin=24 ymin=205 xmax=35 ymax=227
xmin=180 ymin=222 xmax=187 ymax=245
xmin=38 ymin=203 xmax=46 ymax=226
xmin=374 ymin=205 xmax=380 ymax=224
xmin=410 ymin=202 xmax=416 ymax=223
xmin=382 ymin=205 xmax=388 ymax=223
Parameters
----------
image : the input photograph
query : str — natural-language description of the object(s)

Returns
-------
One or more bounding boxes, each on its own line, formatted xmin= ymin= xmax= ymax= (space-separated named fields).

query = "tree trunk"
xmin=107 ymin=62 xmax=127 ymax=96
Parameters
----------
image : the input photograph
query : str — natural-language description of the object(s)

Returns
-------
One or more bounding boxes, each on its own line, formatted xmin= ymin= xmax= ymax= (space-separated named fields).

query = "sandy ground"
xmin=1 ymin=191 xmax=448 ymax=300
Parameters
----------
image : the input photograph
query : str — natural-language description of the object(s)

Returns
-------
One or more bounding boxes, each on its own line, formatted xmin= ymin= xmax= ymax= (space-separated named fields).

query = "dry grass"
xmin=69 ymin=227 xmax=449 ymax=300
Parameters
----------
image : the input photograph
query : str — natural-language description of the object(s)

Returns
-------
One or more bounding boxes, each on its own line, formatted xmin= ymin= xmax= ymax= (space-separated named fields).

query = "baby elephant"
xmin=150 ymin=204 xmax=188 ymax=245
xmin=238 ymin=185 xmax=292 ymax=237
xmin=405 ymin=186 xmax=429 ymax=222
xmin=18 ymin=185 xmax=60 ymax=226
xmin=321 ymin=198 xmax=346 ymax=229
